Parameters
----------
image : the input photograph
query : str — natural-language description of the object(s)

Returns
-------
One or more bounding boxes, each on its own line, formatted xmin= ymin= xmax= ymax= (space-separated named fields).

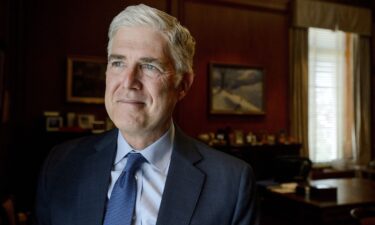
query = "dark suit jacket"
xmin=35 ymin=127 xmax=258 ymax=225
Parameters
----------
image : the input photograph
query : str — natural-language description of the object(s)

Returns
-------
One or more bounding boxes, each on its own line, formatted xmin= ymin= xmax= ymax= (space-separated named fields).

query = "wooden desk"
xmin=260 ymin=178 xmax=375 ymax=225
xmin=310 ymin=168 xmax=356 ymax=180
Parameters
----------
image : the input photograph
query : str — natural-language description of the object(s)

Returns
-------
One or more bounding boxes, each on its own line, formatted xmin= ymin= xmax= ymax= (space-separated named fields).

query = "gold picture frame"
xmin=66 ymin=56 xmax=107 ymax=104
xmin=46 ymin=116 xmax=63 ymax=132
xmin=209 ymin=63 xmax=265 ymax=115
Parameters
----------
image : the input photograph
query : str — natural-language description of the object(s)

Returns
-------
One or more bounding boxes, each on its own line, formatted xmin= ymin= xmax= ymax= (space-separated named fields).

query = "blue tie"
xmin=103 ymin=153 xmax=146 ymax=225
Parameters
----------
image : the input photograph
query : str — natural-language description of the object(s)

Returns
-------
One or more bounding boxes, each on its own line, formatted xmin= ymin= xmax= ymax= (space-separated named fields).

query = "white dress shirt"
xmin=107 ymin=125 xmax=174 ymax=225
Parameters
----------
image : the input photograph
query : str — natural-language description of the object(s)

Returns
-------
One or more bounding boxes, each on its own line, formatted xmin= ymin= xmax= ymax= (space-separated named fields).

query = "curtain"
xmin=289 ymin=28 xmax=309 ymax=157
xmin=293 ymin=0 xmax=371 ymax=36
xmin=342 ymin=33 xmax=354 ymax=160
xmin=353 ymin=35 xmax=371 ymax=165
xmin=291 ymin=0 xmax=372 ymax=163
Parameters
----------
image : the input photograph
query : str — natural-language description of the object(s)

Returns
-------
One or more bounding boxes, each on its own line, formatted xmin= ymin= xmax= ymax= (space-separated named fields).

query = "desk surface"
xmin=287 ymin=178 xmax=375 ymax=207
xmin=261 ymin=178 xmax=375 ymax=225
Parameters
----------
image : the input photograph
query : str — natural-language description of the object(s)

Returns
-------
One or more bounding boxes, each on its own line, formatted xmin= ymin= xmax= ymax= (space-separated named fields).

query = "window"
xmin=308 ymin=28 xmax=354 ymax=163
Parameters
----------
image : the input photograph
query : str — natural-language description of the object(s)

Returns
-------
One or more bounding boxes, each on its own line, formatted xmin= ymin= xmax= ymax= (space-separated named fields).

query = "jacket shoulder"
xmin=44 ymin=129 xmax=117 ymax=171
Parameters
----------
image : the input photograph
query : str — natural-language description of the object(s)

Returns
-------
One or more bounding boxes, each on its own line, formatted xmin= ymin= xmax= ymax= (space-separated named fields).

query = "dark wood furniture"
xmin=259 ymin=178 xmax=375 ymax=225
xmin=311 ymin=168 xmax=356 ymax=180
xmin=214 ymin=144 xmax=301 ymax=180
xmin=359 ymin=168 xmax=375 ymax=180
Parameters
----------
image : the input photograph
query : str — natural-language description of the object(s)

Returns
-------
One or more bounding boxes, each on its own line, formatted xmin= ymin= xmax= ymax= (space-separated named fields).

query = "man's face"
xmin=105 ymin=27 xmax=181 ymax=143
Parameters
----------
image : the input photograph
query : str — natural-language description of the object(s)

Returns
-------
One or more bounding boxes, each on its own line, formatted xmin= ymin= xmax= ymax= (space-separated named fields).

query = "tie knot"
xmin=125 ymin=153 xmax=146 ymax=174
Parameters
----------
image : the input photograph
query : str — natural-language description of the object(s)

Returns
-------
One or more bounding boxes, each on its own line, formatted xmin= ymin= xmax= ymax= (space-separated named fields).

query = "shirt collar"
xmin=115 ymin=124 xmax=174 ymax=174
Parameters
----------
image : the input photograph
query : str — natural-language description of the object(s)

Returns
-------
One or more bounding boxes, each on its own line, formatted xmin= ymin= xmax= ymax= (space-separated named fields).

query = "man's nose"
xmin=121 ymin=65 xmax=141 ymax=89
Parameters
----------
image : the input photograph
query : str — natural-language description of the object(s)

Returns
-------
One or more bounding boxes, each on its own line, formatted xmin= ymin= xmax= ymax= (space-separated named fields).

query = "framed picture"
xmin=77 ymin=114 xmax=95 ymax=129
xmin=209 ymin=63 xmax=265 ymax=115
xmin=46 ymin=116 xmax=63 ymax=131
xmin=67 ymin=56 xmax=107 ymax=104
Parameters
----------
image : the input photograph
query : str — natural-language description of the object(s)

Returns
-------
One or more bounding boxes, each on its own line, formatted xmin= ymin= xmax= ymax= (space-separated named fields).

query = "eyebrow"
xmin=108 ymin=54 xmax=126 ymax=61
xmin=140 ymin=57 xmax=162 ymax=64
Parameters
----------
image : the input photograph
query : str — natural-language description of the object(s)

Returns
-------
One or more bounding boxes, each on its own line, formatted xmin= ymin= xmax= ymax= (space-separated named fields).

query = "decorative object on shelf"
xmin=233 ymin=130 xmax=244 ymax=146
xmin=44 ymin=111 xmax=63 ymax=132
xmin=197 ymin=132 xmax=217 ymax=146
xmin=66 ymin=112 xmax=77 ymax=127
xmin=216 ymin=128 xmax=230 ymax=145
xmin=66 ymin=55 xmax=106 ymax=104
xmin=246 ymin=132 xmax=257 ymax=145
xmin=277 ymin=129 xmax=287 ymax=144
xmin=197 ymin=127 xmax=301 ymax=149
xmin=77 ymin=114 xmax=95 ymax=129
xmin=259 ymin=131 xmax=268 ymax=145
xmin=92 ymin=120 xmax=106 ymax=134
xmin=197 ymin=133 xmax=211 ymax=143
xmin=266 ymin=135 xmax=276 ymax=145
xmin=208 ymin=62 xmax=265 ymax=115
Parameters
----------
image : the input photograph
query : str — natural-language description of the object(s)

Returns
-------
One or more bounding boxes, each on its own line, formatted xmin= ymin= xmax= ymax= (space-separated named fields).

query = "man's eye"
xmin=140 ymin=64 xmax=163 ymax=78
xmin=111 ymin=61 xmax=125 ymax=68
xmin=141 ymin=64 xmax=160 ymax=71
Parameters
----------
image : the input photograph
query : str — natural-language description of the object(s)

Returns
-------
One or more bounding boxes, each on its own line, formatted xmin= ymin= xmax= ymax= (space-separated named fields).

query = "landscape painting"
xmin=209 ymin=63 xmax=265 ymax=115
xmin=66 ymin=56 xmax=107 ymax=104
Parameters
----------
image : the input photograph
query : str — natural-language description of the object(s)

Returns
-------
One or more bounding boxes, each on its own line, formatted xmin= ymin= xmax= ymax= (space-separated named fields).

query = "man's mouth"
xmin=116 ymin=99 xmax=145 ymax=105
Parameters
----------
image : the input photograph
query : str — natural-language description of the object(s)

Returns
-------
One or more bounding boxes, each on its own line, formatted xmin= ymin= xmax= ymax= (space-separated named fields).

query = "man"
xmin=35 ymin=4 xmax=257 ymax=225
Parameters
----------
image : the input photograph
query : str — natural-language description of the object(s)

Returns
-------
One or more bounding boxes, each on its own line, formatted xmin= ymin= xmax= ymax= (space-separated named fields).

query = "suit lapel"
xmin=75 ymin=129 xmax=117 ymax=225
xmin=156 ymin=127 xmax=205 ymax=225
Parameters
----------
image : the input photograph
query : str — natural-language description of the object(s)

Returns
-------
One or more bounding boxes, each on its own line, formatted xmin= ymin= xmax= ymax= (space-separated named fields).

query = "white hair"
xmin=107 ymin=4 xmax=196 ymax=77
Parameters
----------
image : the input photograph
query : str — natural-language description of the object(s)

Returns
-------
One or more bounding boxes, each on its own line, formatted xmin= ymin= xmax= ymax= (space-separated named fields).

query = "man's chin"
xmin=115 ymin=121 xmax=146 ymax=133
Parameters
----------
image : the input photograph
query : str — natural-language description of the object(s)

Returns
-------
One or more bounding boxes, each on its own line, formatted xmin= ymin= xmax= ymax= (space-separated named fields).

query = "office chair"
xmin=350 ymin=206 xmax=375 ymax=225
xmin=272 ymin=156 xmax=312 ymax=183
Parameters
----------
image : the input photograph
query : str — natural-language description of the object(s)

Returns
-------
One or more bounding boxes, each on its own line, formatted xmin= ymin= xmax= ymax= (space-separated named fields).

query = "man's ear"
xmin=177 ymin=72 xmax=194 ymax=101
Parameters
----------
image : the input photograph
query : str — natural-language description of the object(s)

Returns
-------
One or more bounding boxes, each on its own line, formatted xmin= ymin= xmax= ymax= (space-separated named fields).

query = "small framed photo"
xmin=46 ymin=116 xmax=63 ymax=132
xmin=66 ymin=56 xmax=107 ymax=104
xmin=92 ymin=120 xmax=106 ymax=134
xmin=77 ymin=114 xmax=95 ymax=129
xmin=233 ymin=130 xmax=245 ymax=146
xmin=209 ymin=63 xmax=265 ymax=115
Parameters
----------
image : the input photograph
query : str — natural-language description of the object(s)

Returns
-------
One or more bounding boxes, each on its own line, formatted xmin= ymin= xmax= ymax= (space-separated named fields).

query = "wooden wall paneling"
xmin=174 ymin=1 xmax=290 ymax=137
